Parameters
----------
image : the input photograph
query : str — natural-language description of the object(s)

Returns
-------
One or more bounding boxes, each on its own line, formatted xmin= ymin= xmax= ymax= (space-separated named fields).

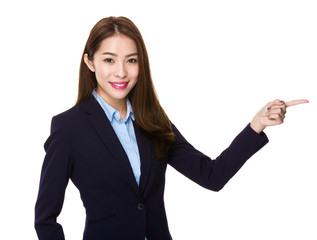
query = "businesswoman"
xmin=34 ymin=16 xmax=308 ymax=240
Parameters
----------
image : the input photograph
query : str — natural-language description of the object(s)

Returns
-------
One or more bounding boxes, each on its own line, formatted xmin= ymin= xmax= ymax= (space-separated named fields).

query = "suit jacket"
xmin=35 ymin=97 xmax=268 ymax=240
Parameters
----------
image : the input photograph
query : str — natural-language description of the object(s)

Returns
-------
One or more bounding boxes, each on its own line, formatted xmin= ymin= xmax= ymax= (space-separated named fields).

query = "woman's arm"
xmin=168 ymin=123 xmax=268 ymax=191
xmin=35 ymin=116 xmax=74 ymax=240
xmin=168 ymin=99 xmax=308 ymax=191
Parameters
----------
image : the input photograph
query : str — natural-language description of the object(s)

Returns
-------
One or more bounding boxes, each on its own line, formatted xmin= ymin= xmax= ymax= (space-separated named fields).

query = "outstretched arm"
xmin=250 ymin=99 xmax=309 ymax=134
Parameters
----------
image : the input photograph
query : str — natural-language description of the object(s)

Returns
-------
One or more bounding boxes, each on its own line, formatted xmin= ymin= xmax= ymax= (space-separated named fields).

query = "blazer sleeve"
xmin=35 ymin=115 xmax=73 ymax=240
xmin=168 ymin=123 xmax=269 ymax=191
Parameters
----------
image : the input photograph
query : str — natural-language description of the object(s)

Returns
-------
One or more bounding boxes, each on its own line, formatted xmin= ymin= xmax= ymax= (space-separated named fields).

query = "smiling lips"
xmin=110 ymin=82 xmax=128 ymax=89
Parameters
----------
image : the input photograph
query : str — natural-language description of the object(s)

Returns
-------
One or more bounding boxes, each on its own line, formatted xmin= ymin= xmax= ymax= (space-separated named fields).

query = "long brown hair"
xmin=76 ymin=16 xmax=175 ymax=159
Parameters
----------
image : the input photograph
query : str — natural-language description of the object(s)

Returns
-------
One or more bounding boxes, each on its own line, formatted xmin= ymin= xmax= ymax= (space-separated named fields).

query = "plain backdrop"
xmin=1 ymin=0 xmax=316 ymax=239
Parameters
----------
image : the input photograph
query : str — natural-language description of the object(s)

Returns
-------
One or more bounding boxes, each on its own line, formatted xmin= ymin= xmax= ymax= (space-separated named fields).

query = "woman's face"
xmin=84 ymin=34 xmax=139 ymax=107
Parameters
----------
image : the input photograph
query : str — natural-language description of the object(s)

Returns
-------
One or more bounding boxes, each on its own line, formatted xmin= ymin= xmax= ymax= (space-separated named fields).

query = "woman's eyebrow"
xmin=102 ymin=52 xmax=138 ymax=57
xmin=126 ymin=53 xmax=138 ymax=58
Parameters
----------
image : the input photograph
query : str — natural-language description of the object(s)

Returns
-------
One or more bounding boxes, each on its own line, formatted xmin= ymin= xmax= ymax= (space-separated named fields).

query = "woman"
xmin=34 ymin=16 xmax=308 ymax=240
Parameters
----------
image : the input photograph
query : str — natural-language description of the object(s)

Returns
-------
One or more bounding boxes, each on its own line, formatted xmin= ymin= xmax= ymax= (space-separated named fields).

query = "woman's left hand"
xmin=250 ymin=99 xmax=309 ymax=134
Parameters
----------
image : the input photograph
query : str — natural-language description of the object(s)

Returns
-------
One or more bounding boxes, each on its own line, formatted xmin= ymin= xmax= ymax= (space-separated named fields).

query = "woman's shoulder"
xmin=54 ymin=96 xmax=95 ymax=116
xmin=52 ymin=104 xmax=81 ymax=122
xmin=51 ymin=97 xmax=99 ymax=127
xmin=51 ymin=99 xmax=93 ymax=126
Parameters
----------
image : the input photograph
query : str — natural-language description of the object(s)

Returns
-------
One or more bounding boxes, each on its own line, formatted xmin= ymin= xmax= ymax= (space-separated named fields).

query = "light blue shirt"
xmin=92 ymin=90 xmax=141 ymax=185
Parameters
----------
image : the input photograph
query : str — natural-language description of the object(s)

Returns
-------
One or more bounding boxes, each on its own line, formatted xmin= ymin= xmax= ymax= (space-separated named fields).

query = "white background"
xmin=1 ymin=0 xmax=316 ymax=239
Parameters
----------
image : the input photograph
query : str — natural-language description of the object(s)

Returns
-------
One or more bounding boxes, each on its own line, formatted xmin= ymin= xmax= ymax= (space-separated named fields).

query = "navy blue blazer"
xmin=35 ymin=97 xmax=268 ymax=240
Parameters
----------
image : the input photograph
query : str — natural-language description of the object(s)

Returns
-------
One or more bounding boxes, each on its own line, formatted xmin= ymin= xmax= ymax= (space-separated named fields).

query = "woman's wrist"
xmin=250 ymin=119 xmax=266 ymax=134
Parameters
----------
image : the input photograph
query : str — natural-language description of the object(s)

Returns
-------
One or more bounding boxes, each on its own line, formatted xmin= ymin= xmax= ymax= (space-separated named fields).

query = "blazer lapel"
xmin=79 ymin=98 xmax=141 ymax=198
xmin=133 ymin=123 xmax=152 ymax=194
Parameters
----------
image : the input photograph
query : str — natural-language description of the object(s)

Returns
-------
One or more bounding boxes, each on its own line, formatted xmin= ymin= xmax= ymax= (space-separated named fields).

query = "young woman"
xmin=34 ymin=16 xmax=308 ymax=240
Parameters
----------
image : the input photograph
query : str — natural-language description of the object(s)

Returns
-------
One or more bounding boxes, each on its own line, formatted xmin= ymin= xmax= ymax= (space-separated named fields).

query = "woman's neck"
xmin=112 ymin=100 xmax=127 ymax=120
xmin=95 ymin=89 xmax=127 ymax=120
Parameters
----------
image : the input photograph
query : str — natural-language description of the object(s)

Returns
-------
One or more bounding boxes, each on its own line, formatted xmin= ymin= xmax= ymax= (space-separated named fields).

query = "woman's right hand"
xmin=250 ymin=99 xmax=309 ymax=134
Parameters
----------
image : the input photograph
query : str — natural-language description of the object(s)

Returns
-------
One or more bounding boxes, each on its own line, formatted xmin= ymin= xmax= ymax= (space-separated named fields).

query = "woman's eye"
xmin=127 ymin=58 xmax=137 ymax=63
xmin=104 ymin=58 xmax=114 ymax=63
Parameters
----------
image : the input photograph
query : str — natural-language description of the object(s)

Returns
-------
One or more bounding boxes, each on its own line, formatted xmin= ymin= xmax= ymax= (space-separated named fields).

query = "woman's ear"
xmin=84 ymin=54 xmax=95 ymax=72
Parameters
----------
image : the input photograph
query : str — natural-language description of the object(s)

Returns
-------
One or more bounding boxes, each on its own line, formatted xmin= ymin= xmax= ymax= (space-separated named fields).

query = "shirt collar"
xmin=92 ymin=90 xmax=134 ymax=123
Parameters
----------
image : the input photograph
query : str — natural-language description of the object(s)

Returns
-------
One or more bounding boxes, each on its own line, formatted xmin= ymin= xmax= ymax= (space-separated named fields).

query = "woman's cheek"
xmin=129 ymin=65 xmax=139 ymax=78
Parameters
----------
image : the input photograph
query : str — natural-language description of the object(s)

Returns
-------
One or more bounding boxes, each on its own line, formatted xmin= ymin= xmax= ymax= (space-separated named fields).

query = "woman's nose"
xmin=113 ymin=62 xmax=127 ymax=78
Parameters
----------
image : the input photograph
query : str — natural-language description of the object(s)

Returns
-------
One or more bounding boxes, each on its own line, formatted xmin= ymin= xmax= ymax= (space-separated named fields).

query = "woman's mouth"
xmin=110 ymin=82 xmax=128 ymax=89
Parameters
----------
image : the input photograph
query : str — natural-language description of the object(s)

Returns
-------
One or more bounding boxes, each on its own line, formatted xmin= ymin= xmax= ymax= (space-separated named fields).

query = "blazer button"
xmin=138 ymin=203 xmax=145 ymax=210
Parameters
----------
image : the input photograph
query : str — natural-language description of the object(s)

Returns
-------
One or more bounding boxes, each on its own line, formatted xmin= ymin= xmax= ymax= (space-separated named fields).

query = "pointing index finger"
xmin=285 ymin=99 xmax=309 ymax=107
